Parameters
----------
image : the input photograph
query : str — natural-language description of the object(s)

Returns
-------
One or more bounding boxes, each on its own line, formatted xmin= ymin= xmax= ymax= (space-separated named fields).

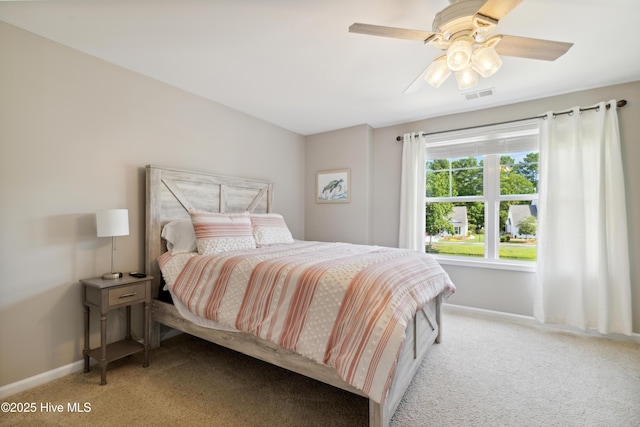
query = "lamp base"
xmin=102 ymin=272 xmax=123 ymax=280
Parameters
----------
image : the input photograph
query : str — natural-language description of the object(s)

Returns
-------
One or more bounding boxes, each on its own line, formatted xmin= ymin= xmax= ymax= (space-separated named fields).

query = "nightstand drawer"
xmin=108 ymin=283 xmax=146 ymax=306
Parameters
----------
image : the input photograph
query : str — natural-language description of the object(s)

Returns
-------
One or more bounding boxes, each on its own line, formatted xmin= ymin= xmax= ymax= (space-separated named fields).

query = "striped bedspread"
xmin=159 ymin=241 xmax=455 ymax=403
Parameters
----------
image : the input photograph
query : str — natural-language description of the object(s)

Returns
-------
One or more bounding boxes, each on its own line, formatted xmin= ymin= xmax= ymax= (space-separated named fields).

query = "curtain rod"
xmin=395 ymin=99 xmax=627 ymax=141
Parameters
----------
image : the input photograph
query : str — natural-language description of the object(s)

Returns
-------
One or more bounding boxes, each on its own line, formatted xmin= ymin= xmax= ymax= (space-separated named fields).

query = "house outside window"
xmin=505 ymin=202 xmax=538 ymax=238
xmin=423 ymin=120 xmax=539 ymax=269
xmin=450 ymin=206 xmax=468 ymax=236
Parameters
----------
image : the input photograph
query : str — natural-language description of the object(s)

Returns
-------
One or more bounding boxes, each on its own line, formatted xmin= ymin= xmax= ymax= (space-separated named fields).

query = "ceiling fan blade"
xmin=403 ymin=64 xmax=430 ymax=94
xmin=495 ymin=35 xmax=573 ymax=61
xmin=476 ymin=0 xmax=522 ymax=22
xmin=349 ymin=23 xmax=435 ymax=42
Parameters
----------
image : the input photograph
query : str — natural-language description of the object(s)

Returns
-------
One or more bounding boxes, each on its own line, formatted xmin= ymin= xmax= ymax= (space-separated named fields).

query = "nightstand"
xmin=81 ymin=274 xmax=152 ymax=385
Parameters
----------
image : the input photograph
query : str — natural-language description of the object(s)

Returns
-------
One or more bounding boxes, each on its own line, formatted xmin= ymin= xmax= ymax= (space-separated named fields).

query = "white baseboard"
xmin=443 ymin=303 xmax=538 ymax=325
xmin=0 ymin=334 xmax=176 ymax=400
xmin=444 ymin=303 xmax=640 ymax=344
xmin=0 ymin=359 xmax=86 ymax=400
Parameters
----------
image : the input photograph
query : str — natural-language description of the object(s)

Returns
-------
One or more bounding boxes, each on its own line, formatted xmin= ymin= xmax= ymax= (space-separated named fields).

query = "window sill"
xmin=433 ymin=255 xmax=537 ymax=273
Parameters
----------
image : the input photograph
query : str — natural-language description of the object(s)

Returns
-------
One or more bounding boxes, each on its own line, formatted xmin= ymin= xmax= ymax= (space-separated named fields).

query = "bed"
xmin=144 ymin=165 xmax=455 ymax=426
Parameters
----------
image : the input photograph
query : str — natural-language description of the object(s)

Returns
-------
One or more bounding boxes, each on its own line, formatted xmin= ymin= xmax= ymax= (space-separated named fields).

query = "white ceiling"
xmin=1 ymin=0 xmax=639 ymax=135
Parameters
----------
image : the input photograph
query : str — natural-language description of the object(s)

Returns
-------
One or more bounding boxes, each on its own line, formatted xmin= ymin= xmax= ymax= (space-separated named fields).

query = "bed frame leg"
xmin=435 ymin=294 xmax=442 ymax=344
xmin=369 ymin=399 xmax=388 ymax=427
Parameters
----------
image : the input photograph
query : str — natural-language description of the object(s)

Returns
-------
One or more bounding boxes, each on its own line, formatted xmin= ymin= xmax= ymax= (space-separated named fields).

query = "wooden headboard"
xmin=145 ymin=165 xmax=273 ymax=297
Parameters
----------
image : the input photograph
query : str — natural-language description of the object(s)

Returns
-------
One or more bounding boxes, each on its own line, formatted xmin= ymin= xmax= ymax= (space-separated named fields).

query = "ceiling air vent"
xmin=463 ymin=87 xmax=495 ymax=101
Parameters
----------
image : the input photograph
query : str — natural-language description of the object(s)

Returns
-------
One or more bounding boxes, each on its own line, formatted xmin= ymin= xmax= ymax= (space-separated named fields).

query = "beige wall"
xmin=307 ymin=81 xmax=640 ymax=332
xmin=0 ymin=22 xmax=305 ymax=387
xmin=305 ymin=124 xmax=373 ymax=244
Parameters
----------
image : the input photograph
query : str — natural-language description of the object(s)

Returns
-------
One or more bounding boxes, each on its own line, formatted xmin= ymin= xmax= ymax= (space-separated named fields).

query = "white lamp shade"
xmin=96 ymin=209 xmax=129 ymax=237
xmin=424 ymin=56 xmax=452 ymax=88
xmin=454 ymin=65 xmax=479 ymax=90
xmin=472 ymin=46 xmax=502 ymax=78
xmin=446 ymin=36 xmax=473 ymax=71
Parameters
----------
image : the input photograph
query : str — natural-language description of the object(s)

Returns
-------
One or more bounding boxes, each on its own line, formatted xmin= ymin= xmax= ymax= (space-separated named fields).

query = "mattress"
xmin=158 ymin=240 xmax=455 ymax=403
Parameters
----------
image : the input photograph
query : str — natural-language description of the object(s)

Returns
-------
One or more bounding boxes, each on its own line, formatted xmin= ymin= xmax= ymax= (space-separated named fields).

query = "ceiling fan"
xmin=349 ymin=0 xmax=573 ymax=91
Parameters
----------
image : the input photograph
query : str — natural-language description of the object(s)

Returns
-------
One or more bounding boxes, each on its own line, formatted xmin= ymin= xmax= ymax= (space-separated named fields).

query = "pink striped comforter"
xmin=160 ymin=241 xmax=455 ymax=403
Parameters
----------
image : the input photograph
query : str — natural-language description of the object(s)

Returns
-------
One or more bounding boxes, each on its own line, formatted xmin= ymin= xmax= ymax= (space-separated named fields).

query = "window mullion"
xmin=485 ymin=154 xmax=499 ymax=260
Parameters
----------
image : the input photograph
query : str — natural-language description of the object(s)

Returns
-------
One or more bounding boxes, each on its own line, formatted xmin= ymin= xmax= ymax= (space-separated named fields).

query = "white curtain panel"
xmin=399 ymin=133 xmax=427 ymax=251
xmin=535 ymin=101 xmax=632 ymax=335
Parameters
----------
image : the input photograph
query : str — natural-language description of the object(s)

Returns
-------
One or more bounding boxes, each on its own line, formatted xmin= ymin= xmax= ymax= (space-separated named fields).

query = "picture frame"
xmin=316 ymin=169 xmax=350 ymax=203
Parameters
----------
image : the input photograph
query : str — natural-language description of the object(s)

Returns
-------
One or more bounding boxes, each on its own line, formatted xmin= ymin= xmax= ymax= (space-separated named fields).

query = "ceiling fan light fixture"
xmin=454 ymin=65 xmax=478 ymax=90
xmin=471 ymin=45 xmax=502 ymax=78
xmin=446 ymin=35 xmax=473 ymax=71
xmin=348 ymin=0 xmax=573 ymax=92
xmin=424 ymin=55 xmax=452 ymax=88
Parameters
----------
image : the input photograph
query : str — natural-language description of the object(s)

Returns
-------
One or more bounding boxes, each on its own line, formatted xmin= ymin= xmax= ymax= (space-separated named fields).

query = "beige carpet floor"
xmin=2 ymin=311 xmax=639 ymax=426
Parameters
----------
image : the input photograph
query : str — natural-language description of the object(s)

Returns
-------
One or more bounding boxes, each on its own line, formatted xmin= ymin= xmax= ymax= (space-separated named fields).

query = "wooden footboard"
xmin=151 ymin=294 xmax=441 ymax=427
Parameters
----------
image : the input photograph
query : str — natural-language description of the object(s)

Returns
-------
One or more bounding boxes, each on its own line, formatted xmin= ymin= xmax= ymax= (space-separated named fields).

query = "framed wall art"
xmin=316 ymin=169 xmax=350 ymax=203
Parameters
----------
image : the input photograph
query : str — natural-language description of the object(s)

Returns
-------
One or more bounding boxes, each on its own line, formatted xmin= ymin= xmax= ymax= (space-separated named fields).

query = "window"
xmin=424 ymin=121 xmax=539 ymax=266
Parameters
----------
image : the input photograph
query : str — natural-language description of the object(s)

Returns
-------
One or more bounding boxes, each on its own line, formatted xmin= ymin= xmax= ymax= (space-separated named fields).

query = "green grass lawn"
xmin=499 ymin=245 xmax=537 ymax=261
xmin=426 ymin=242 xmax=537 ymax=261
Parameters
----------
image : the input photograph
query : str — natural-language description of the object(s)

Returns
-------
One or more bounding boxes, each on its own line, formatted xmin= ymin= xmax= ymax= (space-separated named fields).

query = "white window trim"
xmin=434 ymin=255 xmax=537 ymax=272
xmin=424 ymin=120 xmax=540 ymax=271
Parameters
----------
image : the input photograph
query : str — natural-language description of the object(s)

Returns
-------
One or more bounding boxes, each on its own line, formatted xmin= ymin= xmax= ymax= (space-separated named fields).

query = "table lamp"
xmin=96 ymin=209 xmax=129 ymax=280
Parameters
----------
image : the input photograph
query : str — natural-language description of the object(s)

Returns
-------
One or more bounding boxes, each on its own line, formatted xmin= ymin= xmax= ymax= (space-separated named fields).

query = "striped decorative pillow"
xmin=250 ymin=213 xmax=294 ymax=247
xmin=189 ymin=212 xmax=256 ymax=255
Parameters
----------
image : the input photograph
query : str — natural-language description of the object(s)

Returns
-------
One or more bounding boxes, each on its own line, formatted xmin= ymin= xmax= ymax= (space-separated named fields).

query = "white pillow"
xmin=250 ymin=213 xmax=294 ymax=247
xmin=161 ymin=220 xmax=197 ymax=254
xmin=189 ymin=211 xmax=256 ymax=255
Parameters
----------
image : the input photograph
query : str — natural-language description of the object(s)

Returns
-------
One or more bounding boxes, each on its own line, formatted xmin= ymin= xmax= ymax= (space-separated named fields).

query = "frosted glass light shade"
xmin=454 ymin=65 xmax=478 ymax=90
xmin=446 ymin=36 xmax=473 ymax=71
xmin=96 ymin=209 xmax=129 ymax=237
xmin=424 ymin=56 xmax=451 ymax=88
xmin=472 ymin=46 xmax=502 ymax=78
